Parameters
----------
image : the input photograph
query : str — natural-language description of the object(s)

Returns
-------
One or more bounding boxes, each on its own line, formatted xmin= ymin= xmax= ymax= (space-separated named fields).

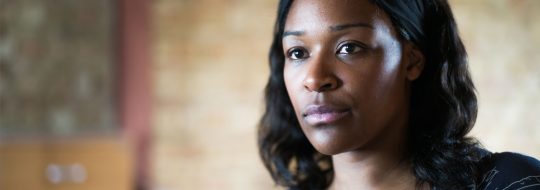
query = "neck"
xmin=329 ymin=121 xmax=416 ymax=190
xmin=329 ymin=148 xmax=414 ymax=190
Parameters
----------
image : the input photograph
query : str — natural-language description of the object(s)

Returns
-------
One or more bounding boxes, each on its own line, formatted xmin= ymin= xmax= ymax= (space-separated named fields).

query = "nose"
xmin=302 ymin=55 xmax=339 ymax=92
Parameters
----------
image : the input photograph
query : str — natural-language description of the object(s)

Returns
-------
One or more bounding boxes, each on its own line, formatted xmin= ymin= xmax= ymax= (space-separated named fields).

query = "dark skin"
xmin=282 ymin=0 xmax=425 ymax=189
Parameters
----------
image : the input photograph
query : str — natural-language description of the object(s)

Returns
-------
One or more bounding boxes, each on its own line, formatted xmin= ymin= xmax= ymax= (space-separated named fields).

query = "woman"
xmin=258 ymin=0 xmax=540 ymax=189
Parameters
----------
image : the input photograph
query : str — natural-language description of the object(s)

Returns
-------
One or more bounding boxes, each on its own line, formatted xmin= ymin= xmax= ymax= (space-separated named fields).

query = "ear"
xmin=404 ymin=42 xmax=424 ymax=81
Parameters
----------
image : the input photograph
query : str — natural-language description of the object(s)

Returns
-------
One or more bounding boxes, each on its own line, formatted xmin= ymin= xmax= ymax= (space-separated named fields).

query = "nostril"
xmin=319 ymin=83 xmax=334 ymax=91
xmin=303 ymin=77 xmax=339 ymax=92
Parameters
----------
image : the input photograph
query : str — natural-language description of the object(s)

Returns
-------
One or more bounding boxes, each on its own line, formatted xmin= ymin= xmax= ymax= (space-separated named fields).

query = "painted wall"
xmin=0 ymin=0 xmax=117 ymax=136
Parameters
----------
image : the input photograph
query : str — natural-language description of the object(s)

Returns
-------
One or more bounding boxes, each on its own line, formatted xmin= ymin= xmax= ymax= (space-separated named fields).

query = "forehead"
xmin=284 ymin=0 xmax=380 ymax=31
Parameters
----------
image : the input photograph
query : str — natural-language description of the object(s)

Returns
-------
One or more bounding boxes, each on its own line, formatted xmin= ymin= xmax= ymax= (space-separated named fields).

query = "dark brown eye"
xmin=288 ymin=48 xmax=309 ymax=60
xmin=337 ymin=43 xmax=362 ymax=54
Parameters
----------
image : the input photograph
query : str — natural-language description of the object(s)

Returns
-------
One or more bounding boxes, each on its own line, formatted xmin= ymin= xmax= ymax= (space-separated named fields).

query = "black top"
xmin=477 ymin=152 xmax=540 ymax=190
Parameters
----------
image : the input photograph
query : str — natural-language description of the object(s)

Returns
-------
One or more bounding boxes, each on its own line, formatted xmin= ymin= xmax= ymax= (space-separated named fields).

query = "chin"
xmin=312 ymin=142 xmax=357 ymax=155
xmin=314 ymin=146 xmax=344 ymax=156
xmin=307 ymin=130 xmax=359 ymax=155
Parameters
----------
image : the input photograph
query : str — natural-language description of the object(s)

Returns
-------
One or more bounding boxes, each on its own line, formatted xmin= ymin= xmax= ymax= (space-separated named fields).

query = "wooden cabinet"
xmin=0 ymin=138 xmax=133 ymax=190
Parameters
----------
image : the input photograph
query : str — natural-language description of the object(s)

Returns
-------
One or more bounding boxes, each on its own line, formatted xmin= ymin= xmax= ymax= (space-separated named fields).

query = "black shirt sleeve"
xmin=477 ymin=152 xmax=540 ymax=190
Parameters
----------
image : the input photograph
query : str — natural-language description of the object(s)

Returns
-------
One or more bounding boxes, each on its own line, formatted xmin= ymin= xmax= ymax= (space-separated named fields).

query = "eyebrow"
xmin=283 ymin=31 xmax=305 ymax=37
xmin=330 ymin=22 xmax=373 ymax=31
xmin=282 ymin=22 xmax=373 ymax=38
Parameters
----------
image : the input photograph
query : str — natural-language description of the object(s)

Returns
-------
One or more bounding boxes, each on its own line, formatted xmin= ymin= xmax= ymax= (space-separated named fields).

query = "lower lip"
xmin=304 ymin=110 xmax=350 ymax=126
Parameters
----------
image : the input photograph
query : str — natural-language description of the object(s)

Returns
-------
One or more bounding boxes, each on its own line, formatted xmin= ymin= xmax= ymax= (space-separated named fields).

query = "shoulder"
xmin=477 ymin=152 xmax=540 ymax=190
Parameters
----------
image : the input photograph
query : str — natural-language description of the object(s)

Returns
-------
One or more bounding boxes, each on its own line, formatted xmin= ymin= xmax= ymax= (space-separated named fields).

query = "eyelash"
xmin=285 ymin=41 xmax=367 ymax=61
xmin=336 ymin=41 xmax=366 ymax=55
xmin=286 ymin=47 xmax=309 ymax=60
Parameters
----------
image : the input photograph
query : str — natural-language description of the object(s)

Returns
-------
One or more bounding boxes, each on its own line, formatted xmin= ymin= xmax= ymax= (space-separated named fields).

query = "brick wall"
xmin=151 ymin=0 xmax=277 ymax=189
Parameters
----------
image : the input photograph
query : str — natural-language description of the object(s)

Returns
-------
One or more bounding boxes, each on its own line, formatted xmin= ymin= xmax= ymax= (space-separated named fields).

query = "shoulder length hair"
xmin=258 ymin=0 xmax=484 ymax=189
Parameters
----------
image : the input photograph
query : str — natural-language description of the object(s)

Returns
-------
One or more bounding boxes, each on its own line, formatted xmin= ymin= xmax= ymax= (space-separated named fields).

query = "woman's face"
xmin=283 ymin=0 xmax=423 ymax=155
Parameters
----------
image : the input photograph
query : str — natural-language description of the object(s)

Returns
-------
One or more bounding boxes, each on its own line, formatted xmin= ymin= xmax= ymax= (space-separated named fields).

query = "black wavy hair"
xmin=258 ymin=0 xmax=485 ymax=189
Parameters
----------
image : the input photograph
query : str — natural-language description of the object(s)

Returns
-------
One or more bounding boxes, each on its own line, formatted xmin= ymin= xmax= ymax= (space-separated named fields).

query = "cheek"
xmin=365 ymin=43 xmax=404 ymax=96
xmin=344 ymin=46 xmax=405 ymax=126
xmin=283 ymin=65 xmax=295 ymax=98
xmin=283 ymin=65 xmax=302 ymax=112
xmin=381 ymin=42 xmax=404 ymax=77
xmin=349 ymin=48 xmax=403 ymax=96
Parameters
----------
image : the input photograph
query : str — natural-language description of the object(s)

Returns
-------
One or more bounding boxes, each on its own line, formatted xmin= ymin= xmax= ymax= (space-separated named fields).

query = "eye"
xmin=287 ymin=47 xmax=309 ymax=60
xmin=337 ymin=43 xmax=363 ymax=55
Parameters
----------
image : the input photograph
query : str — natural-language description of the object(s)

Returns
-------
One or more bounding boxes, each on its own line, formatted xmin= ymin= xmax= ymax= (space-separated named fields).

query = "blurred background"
xmin=0 ymin=0 xmax=538 ymax=189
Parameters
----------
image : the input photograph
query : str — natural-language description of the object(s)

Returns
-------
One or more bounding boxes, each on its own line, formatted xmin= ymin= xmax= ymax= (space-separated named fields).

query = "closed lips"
xmin=303 ymin=105 xmax=351 ymax=125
